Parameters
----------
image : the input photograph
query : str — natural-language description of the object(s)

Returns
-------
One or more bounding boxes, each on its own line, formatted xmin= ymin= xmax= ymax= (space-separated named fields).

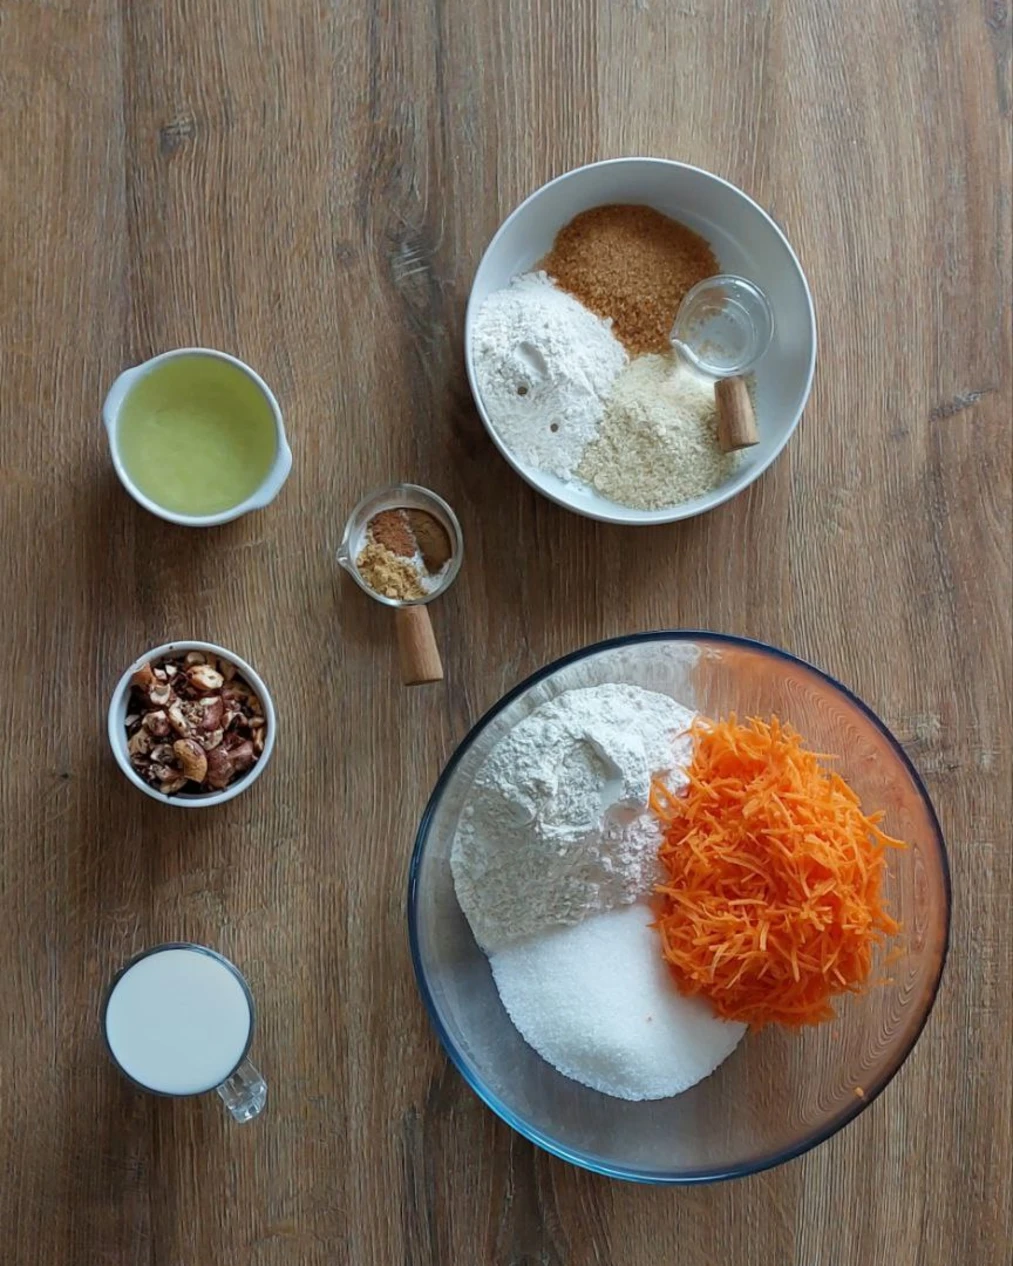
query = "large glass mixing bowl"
xmin=408 ymin=634 xmax=951 ymax=1183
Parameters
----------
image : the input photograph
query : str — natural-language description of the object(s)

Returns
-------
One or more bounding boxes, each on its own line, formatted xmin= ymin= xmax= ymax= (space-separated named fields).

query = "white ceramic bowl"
xmin=108 ymin=641 xmax=277 ymax=807
xmin=103 ymin=348 xmax=293 ymax=527
xmin=464 ymin=158 xmax=817 ymax=525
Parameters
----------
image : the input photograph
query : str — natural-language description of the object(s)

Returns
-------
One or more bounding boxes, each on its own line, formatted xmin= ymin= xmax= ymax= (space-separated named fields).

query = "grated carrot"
xmin=653 ymin=715 xmax=905 ymax=1028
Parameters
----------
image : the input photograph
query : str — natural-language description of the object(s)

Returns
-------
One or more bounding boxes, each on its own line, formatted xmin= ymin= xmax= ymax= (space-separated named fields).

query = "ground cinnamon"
xmin=369 ymin=509 xmax=416 ymax=558
xmin=543 ymin=205 xmax=718 ymax=356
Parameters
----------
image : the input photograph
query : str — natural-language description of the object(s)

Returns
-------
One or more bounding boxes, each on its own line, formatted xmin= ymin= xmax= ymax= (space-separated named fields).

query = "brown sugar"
xmin=406 ymin=510 xmax=451 ymax=572
xmin=543 ymin=205 xmax=718 ymax=356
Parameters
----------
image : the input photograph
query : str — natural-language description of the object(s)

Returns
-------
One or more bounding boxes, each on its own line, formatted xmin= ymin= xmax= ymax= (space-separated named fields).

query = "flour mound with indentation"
xmin=471 ymin=272 xmax=628 ymax=480
xmin=450 ymin=684 xmax=694 ymax=953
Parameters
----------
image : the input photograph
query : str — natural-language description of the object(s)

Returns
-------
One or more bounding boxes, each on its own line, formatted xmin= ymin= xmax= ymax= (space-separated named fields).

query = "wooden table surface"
xmin=1 ymin=1 xmax=1010 ymax=1263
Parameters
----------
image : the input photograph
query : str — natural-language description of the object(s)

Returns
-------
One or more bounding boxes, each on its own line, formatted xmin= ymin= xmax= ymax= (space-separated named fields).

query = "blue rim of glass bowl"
xmin=406 ymin=631 xmax=952 ymax=1184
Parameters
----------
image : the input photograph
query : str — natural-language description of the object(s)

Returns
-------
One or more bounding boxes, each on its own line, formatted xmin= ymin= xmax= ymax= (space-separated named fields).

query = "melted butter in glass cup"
xmin=337 ymin=484 xmax=463 ymax=685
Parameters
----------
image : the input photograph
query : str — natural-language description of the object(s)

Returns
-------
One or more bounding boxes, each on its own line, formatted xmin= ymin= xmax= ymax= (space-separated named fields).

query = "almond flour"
xmin=577 ymin=354 xmax=736 ymax=510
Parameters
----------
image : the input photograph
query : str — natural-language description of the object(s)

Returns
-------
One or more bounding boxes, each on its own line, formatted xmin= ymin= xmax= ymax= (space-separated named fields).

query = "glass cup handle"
xmin=215 ymin=1056 xmax=267 ymax=1122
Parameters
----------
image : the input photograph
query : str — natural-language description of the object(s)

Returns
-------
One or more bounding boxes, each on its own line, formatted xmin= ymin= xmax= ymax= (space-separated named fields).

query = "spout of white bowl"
xmin=247 ymin=436 xmax=293 ymax=511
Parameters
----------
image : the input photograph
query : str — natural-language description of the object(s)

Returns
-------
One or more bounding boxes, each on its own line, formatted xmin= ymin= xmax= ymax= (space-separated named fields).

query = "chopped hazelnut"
xmin=186 ymin=664 xmax=224 ymax=693
xmin=131 ymin=663 xmax=157 ymax=690
xmin=148 ymin=682 xmax=172 ymax=707
xmin=167 ymin=703 xmax=189 ymax=736
xmin=128 ymin=729 xmax=153 ymax=758
xmin=142 ymin=710 xmax=171 ymax=737
xmin=199 ymin=696 xmax=225 ymax=730
xmin=125 ymin=650 xmax=266 ymax=795
xmin=173 ymin=738 xmax=208 ymax=784
xmin=205 ymin=746 xmax=234 ymax=790
xmin=225 ymin=739 xmax=256 ymax=774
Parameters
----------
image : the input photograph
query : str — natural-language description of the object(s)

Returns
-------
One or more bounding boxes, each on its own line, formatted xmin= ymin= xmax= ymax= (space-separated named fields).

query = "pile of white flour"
xmin=470 ymin=272 xmax=627 ymax=480
xmin=450 ymin=684 xmax=694 ymax=953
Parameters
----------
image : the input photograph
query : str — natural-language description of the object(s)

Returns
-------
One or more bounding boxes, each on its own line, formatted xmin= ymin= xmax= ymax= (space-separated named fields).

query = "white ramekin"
xmin=108 ymin=640 xmax=277 ymax=808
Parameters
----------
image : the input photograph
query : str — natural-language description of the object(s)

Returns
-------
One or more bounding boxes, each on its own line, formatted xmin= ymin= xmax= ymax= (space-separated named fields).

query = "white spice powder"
xmin=577 ymin=353 xmax=737 ymax=509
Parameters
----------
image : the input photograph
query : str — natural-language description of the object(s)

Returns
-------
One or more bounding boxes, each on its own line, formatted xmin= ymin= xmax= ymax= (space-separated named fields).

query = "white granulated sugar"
xmin=471 ymin=272 xmax=628 ymax=481
xmin=491 ymin=903 xmax=746 ymax=1100
xmin=577 ymin=353 xmax=738 ymax=509
xmin=450 ymin=684 xmax=694 ymax=953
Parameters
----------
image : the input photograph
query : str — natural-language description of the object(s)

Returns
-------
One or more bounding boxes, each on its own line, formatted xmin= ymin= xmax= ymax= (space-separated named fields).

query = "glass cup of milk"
xmin=102 ymin=944 xmax=267 ymax=1122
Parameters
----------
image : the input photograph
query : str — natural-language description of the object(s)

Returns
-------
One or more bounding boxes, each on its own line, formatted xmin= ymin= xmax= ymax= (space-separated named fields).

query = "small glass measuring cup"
xmin=102 ymin=944 xmax=267 ymax=1123
xmin=670 ymin=274 xmax=774 ymax=379
xmin=337 ymin=484 xmax=463 ymax=685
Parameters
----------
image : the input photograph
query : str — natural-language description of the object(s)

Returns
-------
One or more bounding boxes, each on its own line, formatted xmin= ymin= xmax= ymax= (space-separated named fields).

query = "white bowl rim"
xmin=108 ymin=639 xmax=277 ymax=808
xmin=102 ymin=347 xmax=293 ymax=528
xmin=464 ymin=157 xmax=818 ymax=526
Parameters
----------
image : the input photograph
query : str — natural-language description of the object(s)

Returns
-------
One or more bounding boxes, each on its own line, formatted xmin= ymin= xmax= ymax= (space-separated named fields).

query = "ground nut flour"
xmin=470 ymin=272 xmax=627 ymax=480
xmin=450 ymin=684 xmax=695 ymax=953
xmin=577 ymin=354 xmax=736 ymax=509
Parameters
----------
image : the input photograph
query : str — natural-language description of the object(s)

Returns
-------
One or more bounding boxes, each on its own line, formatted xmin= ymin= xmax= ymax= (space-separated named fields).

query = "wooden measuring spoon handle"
xmin=395 ymin=605 xmax=444 ymax=685
xmin=715 ymin=376 xmax=759 ymax=452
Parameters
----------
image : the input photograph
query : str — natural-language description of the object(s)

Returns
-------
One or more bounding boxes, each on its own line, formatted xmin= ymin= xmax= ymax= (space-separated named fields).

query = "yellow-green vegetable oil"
xmin=117 ymin=355 xmax=277 ymax=516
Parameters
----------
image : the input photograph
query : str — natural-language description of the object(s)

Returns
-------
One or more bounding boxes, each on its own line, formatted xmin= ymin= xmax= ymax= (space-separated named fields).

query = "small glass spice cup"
xmin=337 ymin=484 xmax=463 ymax=685
xmin=670 ymin=274 xmax=774 ymax=378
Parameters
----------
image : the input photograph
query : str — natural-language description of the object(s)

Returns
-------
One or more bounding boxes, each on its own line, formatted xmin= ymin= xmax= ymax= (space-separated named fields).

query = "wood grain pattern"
xmin=1 ymin=0 xmax=1010 ymax=1262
